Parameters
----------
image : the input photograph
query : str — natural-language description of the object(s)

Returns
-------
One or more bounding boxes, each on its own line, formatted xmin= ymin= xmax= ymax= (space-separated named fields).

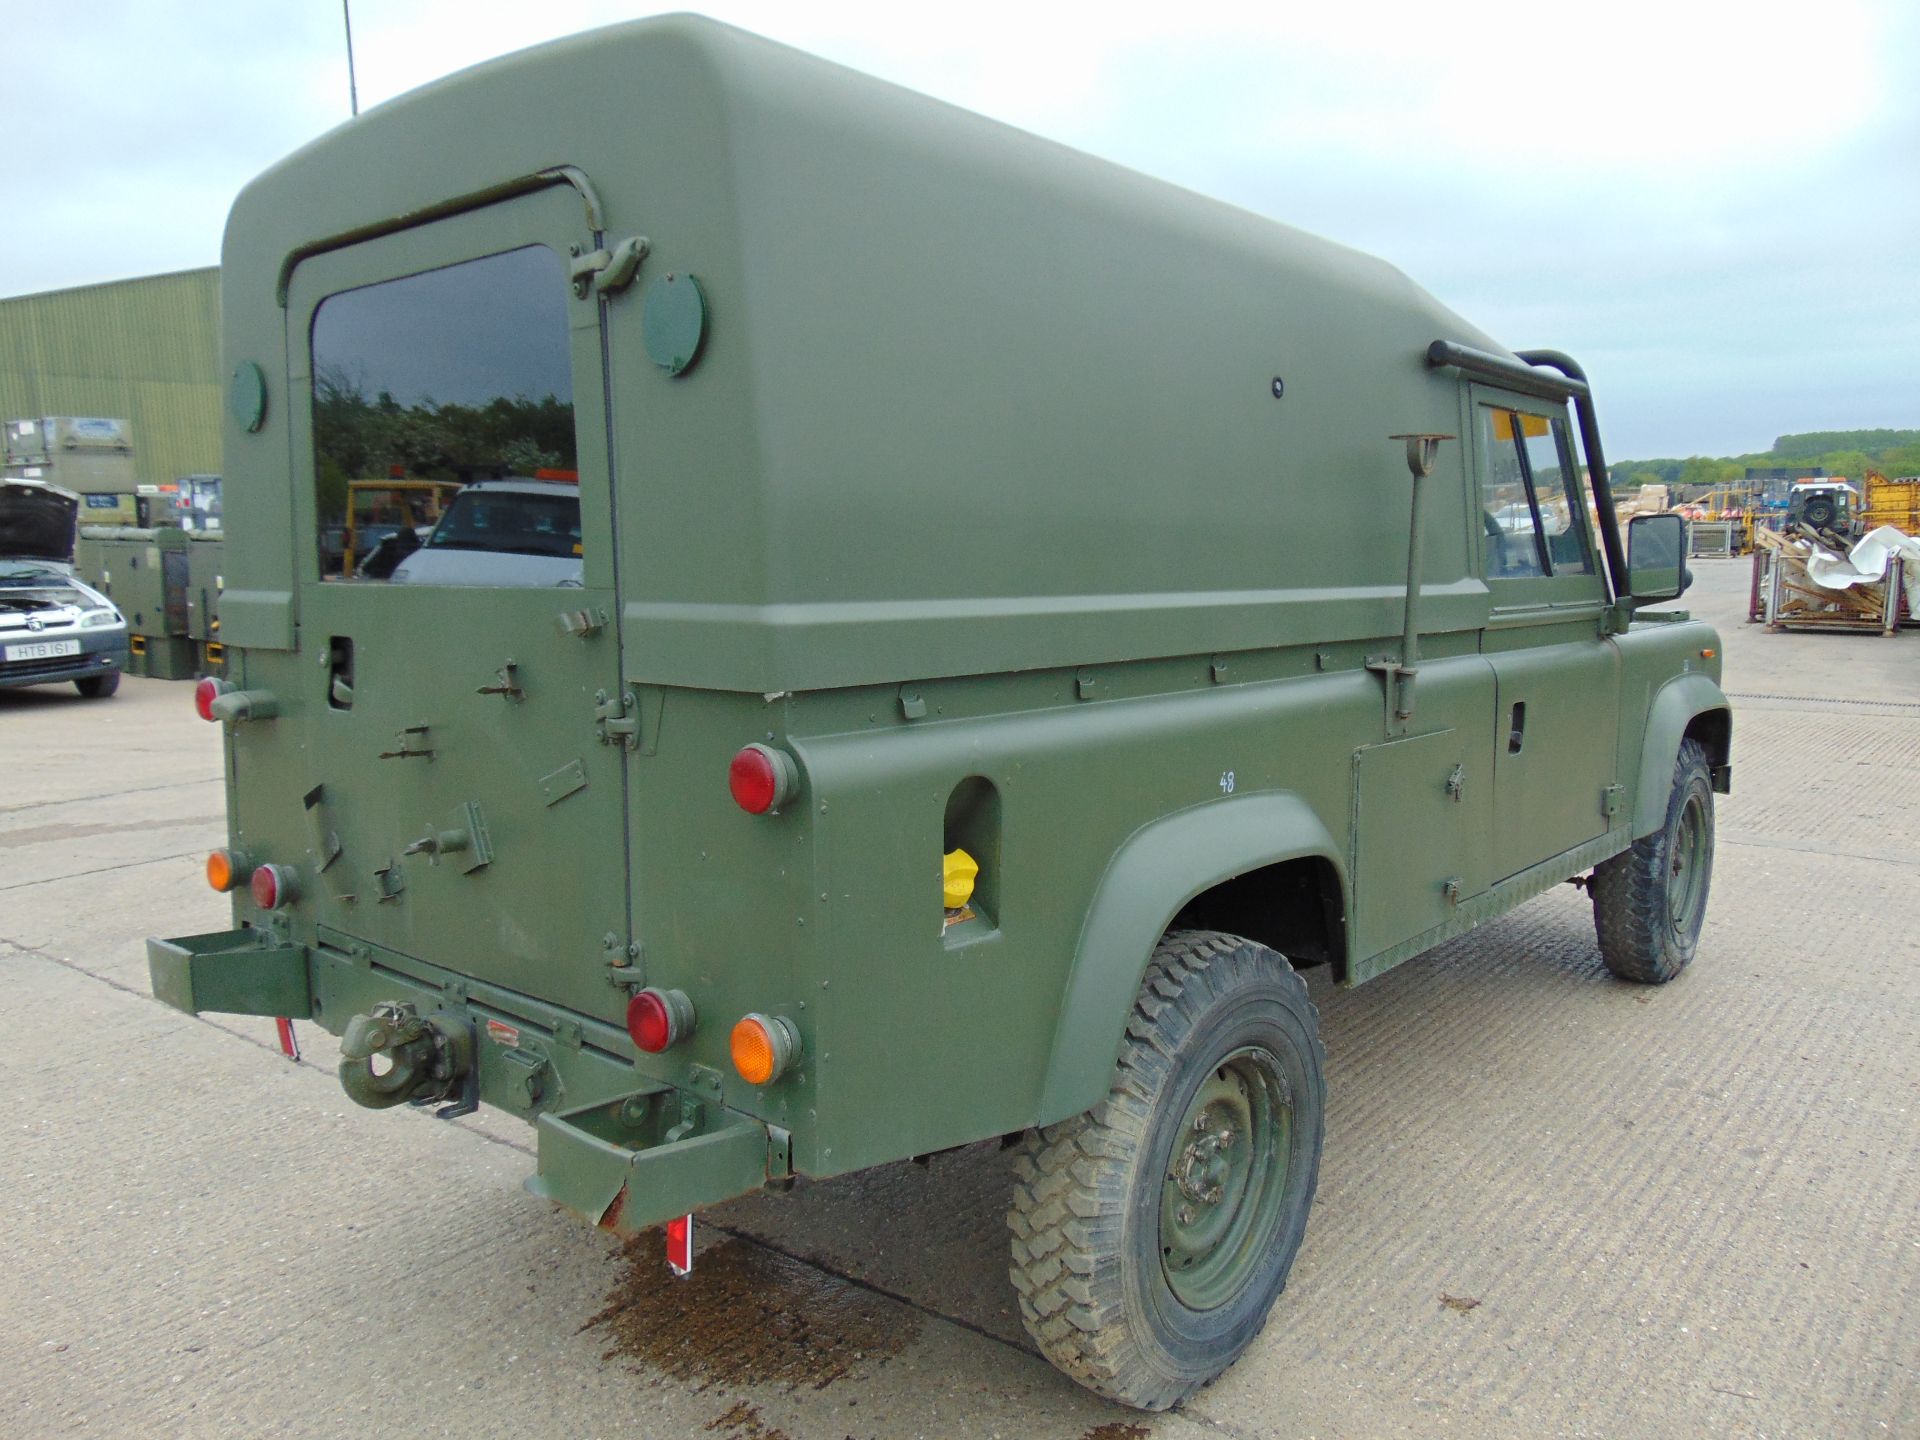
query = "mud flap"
xmin=526 ymin=1091 xmax=775 ymax=1236
xmin=148 ymin=929 xmax=312 ymax=1019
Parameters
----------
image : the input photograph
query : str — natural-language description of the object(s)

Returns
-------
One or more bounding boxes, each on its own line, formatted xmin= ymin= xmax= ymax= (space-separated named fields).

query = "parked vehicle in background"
xmin=1786 ymin=480 xmax=1861 ymax=540
xmin=149 ymin=16 xmax=1732 ymax=1411
xmin=0 ymin=479 xmax=127 ymax=697
xmin=387 ymin=478 xmax=583 ymax=588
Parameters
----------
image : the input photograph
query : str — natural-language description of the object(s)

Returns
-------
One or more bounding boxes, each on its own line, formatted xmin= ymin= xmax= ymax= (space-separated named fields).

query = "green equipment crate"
xmin=186 ymin=532 xmax=226 ymax=674
xmin=88 ymin=527 xmax=196 ymax=679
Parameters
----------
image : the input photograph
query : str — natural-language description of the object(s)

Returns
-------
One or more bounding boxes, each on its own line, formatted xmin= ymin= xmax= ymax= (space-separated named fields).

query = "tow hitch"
xmin=338 ymin=1001 xmax=477 ymax=1118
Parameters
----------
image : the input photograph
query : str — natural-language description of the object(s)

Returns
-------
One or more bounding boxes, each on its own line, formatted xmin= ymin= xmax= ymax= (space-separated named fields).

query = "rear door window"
xmin=309 ymin=245 xmax=578 ymax=582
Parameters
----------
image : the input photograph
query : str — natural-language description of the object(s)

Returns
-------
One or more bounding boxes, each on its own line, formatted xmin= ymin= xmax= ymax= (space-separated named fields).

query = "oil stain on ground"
xmin=705 ymin=1400 xmax=791 ymax=1439
xmin=586 ymin=1232 xmax=917 ymax=1393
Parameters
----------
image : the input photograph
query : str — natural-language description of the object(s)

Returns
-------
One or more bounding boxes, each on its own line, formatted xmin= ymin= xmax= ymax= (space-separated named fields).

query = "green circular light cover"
xmin=643 ymin=273 xmax=707 ymax=376
xmin=229 ymin=361 xmax=267 ymax=432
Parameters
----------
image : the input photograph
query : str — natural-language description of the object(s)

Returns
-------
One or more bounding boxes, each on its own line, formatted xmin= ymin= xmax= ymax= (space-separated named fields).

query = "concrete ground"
xmin=3 ymin=559 xmax=1916 ymax=1439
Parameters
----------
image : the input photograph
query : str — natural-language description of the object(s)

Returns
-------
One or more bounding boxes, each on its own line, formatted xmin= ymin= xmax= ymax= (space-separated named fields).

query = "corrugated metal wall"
xmin=0 ymin=268 xmax=221 ymax=485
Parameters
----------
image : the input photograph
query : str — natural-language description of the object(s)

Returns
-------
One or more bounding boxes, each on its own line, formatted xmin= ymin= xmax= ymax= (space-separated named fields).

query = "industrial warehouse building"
xmin=0 ymin=268 xmax=222 ymax=485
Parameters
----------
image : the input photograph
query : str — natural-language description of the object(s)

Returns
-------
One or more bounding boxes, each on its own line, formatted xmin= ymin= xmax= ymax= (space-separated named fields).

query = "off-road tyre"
xmin=1800 ymin=495 xmax=1837 ymax=529
xmin=1591 ymin=737 xmax=1715 ymax=983
xmin=1008 ymin=930 xmax=1325 ymax=1410
xmin=74 ymin=672 xmax=120 ymax=699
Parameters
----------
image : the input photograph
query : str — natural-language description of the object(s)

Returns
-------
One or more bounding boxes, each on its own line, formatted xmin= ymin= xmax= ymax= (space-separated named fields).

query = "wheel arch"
xmin=1631 ymin=673 xmax=1731 ymax=838
xmin=1035 ymin=792 xmax=1347 ymax=1126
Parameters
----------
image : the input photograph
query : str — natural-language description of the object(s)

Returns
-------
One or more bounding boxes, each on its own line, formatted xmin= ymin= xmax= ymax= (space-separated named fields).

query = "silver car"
xmin=0 ymin=480 xmax=128 ymax=698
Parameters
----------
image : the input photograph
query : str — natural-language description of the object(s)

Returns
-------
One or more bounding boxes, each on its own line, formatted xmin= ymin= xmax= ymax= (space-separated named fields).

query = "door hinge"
xmin=1445 ymin=763 xmax=1465 ymax=802
xmin=594 ymin=688 xmax=638 ymax=748
xmin=1602 ymin=783 xmax=1625 ymax=820
xmin=570 ymin=235 xmax=649 ymax=298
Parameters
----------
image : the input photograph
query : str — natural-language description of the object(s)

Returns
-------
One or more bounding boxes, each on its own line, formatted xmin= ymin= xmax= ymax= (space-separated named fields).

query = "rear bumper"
xmin=147 ymin=926 xmax=785 ymax=1234
xmin=0 ymin=631 xmax=127 ymax=689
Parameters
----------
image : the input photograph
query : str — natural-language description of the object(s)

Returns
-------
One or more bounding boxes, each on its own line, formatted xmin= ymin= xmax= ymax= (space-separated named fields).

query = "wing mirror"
xmin=1626 ymin=513 xmax=1689 ymax=602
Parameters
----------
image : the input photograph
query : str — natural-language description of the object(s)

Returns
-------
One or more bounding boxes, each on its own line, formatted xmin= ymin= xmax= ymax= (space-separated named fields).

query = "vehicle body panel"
xmin=151 ymin=15 xmax=1731 ymax=1240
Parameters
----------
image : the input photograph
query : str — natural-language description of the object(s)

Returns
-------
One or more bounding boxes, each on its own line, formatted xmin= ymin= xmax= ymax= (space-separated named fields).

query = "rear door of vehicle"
xmin=285 ymin=184 xmax=630 ymax=1022
xmin=1469 ymin=387 xmax=1621 ymax=879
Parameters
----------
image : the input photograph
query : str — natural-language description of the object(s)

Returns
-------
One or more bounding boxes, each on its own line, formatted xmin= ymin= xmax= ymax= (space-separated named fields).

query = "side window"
xmin=1479 ymin=406 xmax=1594 ymax=580
xmin=309 ymin=245 xmax=580 ymax=586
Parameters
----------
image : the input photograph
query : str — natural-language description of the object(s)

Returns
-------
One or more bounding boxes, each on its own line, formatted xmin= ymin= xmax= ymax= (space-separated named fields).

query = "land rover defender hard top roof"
xmin=220 ymin=14 xmax=1519 ymax=693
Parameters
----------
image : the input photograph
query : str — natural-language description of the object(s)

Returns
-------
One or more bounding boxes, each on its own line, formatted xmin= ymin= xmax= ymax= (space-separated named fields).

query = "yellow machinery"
xmin=1862 ymin=471 xmax=1920 ymax=533
xmin=1679 ymin=485 xmax=1761 ymax=556
xmin=341 ymin=479 xmax=460 ymax=574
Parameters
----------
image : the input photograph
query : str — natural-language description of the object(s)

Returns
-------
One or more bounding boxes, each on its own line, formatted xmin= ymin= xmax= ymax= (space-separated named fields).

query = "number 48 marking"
xmin=1219 ymin=770 xmax=1236 ymax=795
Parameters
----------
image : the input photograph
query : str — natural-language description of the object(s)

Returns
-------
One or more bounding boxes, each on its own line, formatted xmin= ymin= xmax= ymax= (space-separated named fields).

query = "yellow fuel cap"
xmin=942 ymin=848 xmax=979 ymax=909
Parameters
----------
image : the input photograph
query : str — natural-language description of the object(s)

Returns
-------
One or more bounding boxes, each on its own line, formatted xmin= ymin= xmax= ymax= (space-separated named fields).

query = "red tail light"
xmin=250 ymin=863 xmax=296 ymax=910
xmin=194 ymin=676 xmax=231 ymax=721
xmin=728 ymin=743 xmax=797 ymax=814
xmin=626 ymin=987 xmax=694 ymax=1053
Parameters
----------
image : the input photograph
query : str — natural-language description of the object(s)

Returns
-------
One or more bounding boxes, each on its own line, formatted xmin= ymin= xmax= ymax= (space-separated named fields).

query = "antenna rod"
xmin=342 ymin=0 xmax=360 ymax=116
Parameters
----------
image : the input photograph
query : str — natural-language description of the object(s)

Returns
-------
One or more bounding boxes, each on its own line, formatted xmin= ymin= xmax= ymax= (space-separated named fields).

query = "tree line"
xmin=311 ymin=366 xmax=576 ymax=527
xmin=1612 ymin=428 xmax=1920 ymax=495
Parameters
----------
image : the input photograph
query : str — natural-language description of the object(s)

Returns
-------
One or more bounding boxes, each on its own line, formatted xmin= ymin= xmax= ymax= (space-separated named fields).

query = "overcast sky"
xmin=5 ymin=1 xmax=1915 ymax=458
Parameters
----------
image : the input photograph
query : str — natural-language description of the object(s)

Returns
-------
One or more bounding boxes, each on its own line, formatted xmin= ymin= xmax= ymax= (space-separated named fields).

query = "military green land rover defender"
xmin=150 ymin=16 xmax=1730 ymax=1410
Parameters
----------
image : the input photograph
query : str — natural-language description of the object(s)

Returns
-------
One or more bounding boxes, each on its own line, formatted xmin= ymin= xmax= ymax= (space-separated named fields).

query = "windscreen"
xmin=308 ymin=245 xmax=578 ymax=581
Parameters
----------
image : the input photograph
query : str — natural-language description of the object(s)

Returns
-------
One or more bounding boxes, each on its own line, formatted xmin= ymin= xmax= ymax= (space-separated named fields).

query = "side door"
xmin=1469 ymin=387 xmax=1621 ymax=879
xmin=283 ymin=183 xmax=632 ymax=1022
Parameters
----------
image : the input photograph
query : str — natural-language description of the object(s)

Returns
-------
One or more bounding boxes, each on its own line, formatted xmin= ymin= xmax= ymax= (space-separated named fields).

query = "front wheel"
xmin=1591 ymin=738 xmax=1715 ymax=983
xmin=75 ymin=671 xmax=120 ymax=699
xmin=1008 ymin=930 xmax=1325 ymax=1410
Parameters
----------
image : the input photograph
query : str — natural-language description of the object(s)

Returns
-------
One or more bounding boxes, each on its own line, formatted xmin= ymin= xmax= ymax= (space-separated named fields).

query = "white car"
xmin=0 ymin=479 xmax=128 ymax=698
xmin=390 ymin=478 xmax=584 ymax=588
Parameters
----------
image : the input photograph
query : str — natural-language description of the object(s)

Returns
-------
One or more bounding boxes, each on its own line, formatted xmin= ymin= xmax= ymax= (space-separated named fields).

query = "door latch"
xmin=594 ymin=689 xmax=638 ymax=748
xmin=477 ymin=660 xmax=524 ymax=701
xmin=1445 ymin=763 xmax=1465 ymax=802
xmin=378 ymin=723 xmax=434 ymax=761
xmin=569 ymin=235 xmax=650 ymax=298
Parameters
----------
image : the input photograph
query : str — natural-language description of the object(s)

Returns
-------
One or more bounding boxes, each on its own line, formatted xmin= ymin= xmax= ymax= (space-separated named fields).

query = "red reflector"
xmin=194 ymin=676 xmax=225 ymax=721
xmin=729 ymin=747 xmax=778 ymax=813
xmin=627 ymin=991 xmax=673 ymax=1053
xmin=250 ymin=864 xmax=294 ymax=910
xmin=728 ymin=743 xmax=795 ymax=814
xmin=666 ymin=1213 xmax=693 ymax=1277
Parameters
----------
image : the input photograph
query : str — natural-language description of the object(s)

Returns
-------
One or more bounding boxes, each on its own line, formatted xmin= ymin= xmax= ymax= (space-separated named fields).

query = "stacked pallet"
xmin=1752 ymin=527 xmax=1905 ymax=633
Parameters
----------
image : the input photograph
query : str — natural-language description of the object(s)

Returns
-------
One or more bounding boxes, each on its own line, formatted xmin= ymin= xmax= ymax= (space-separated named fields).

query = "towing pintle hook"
xmin=338 ymin=1001 xmax=475 ymax=1113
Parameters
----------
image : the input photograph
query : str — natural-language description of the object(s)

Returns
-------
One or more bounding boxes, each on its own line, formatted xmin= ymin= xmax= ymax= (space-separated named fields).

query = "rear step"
xmin=527 ymin=1089 xmax=785 ymax=1235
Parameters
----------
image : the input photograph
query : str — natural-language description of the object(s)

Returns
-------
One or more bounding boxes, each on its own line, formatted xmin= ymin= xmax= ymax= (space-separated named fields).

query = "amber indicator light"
xmin=206 ymin=849 xmax=240 ymax=893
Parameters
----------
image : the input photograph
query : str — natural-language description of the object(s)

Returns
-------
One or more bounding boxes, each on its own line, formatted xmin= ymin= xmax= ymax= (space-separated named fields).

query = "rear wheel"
xmin=1591 ymin=738 xmax=1714 ymax=983
xmin=75 ymin=672 xmax=120 ymax=699
xmin=1008 ymin=930 xmax=1324 ymax=1410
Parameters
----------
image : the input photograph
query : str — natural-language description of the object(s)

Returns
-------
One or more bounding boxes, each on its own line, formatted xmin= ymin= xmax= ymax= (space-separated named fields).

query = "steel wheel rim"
xmin=1668 ymin=790 xmax=1709 ymax=935
xmin=1158 ymin=1045 xmax=1292 ymax=1311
